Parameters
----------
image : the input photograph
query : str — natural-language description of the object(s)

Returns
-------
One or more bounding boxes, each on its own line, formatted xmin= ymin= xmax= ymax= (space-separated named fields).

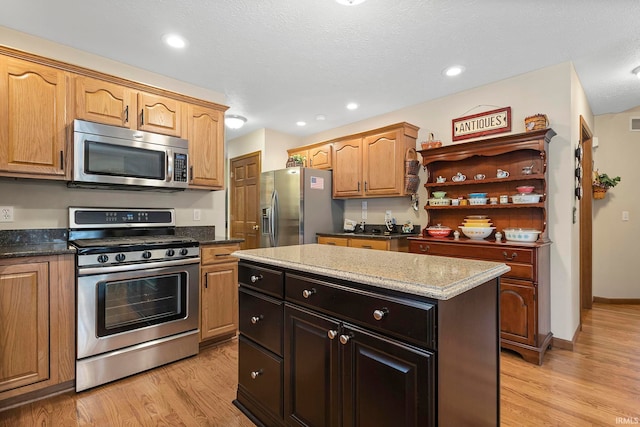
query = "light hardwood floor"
xmin=1 ymin=303 xmax=638 ymax=426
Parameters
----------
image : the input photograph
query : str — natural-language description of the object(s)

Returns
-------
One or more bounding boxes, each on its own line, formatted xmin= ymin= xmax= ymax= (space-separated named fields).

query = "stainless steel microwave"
xmin=71 ymin=119 xmax=189 ymax=191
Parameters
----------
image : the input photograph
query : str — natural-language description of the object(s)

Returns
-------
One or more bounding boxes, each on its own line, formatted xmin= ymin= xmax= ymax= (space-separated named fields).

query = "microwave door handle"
xmin=166 ymin=150 xmax=173 ymax=182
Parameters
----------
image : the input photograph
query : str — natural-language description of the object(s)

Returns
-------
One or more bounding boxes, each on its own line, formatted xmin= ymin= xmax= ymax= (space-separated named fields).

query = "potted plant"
xmin=286 ymin=154 xmax=306 ymax=167
xmin=592 ymin=170 xmax=621 ymax=199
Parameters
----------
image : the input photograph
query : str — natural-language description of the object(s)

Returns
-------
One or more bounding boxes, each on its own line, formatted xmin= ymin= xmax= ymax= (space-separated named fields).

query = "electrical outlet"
xmin=0 ymin=206 xmax=14 ymax=222
xmin=622 ymin=211 xmax=629 ymax=221
xmin=193 ymin=209 xmax=201 ymax=221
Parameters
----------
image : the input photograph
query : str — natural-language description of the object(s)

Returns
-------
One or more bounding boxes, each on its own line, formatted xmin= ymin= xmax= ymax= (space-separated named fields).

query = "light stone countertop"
xmin=233 ymin=244 xmax=510 ymax=300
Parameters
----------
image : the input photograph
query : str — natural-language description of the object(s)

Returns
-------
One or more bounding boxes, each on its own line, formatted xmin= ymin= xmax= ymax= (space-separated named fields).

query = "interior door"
xmin=579 ymin=116 xmax=594 ymax=313
xmin=230 ymin=151 xmax=261 ymax=249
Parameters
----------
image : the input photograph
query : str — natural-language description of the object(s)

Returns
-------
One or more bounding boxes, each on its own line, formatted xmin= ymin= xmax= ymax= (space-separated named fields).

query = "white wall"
xmin=302 ymin=62 xmax=581 ymax=341
xmin=0 ymin=27 xmax=227 ymax=234
xmin=593 ymin=106 xmax=640 ymax=298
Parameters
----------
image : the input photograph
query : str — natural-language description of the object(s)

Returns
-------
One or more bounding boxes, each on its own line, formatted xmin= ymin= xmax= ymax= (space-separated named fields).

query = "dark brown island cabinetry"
xmin=233 ymin=253 xmax=502 ymax=427
xmin=412 ymin=128 xmax=555 ymax=365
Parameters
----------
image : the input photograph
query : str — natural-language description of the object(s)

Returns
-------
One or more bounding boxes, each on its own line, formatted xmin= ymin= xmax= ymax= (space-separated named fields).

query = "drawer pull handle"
xmin=362 ymin=245 xmax=373 ymax=249
xmin=215 ymin=253 xmax=231 ymax=257
xmin=302 ymin=288 xmax=316 ymax=298
xmin=419 ymin=244 xmax=430 ymax=252
xmin=250 ymin=315 xmax=263 ymax=324
xmin=327 ymin=330 xmax=338 ymax=340
xmin=326 ymin=242 xmax=336 ymax=245
xmin=339 ymin=334 xmax=352 ymax=345
xmin=250 ymin=274 xmax=263 ymax=283
xmin=373 ymin=308 xmax=388 ymax=321
xmin=502 ymin=251 xmax=518 ymax=261
xmin=250 ymin=369 xmax=263 ymax=379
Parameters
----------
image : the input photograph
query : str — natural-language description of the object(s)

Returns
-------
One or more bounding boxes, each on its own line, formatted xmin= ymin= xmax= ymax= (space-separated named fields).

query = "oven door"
xmin=77 ymin=260 xmax=199 ymax=359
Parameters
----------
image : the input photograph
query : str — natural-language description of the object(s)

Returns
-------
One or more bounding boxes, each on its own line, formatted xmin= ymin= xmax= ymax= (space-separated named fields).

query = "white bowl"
xmin=503 ymin=228 xmax=541 ymax=242
xmin=511 ymin=194 xmax=542 ymax=204
xmin=459 ymin=226 xmax=495 ymax=240
xmin=428 ymin=198 xmax=451 ymax=206
xmin=469 ymin=197 xmax=488 ymax=205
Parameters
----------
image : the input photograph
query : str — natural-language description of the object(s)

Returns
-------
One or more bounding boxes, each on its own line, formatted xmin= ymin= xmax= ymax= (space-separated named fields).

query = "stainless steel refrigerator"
xmin=260 ymin=167 xmax=343 ymax=247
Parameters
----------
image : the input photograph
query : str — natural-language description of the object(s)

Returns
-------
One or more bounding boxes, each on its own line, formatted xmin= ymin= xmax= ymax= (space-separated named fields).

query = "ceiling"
xmin=1 ymin=0 xmax=639 ymax=139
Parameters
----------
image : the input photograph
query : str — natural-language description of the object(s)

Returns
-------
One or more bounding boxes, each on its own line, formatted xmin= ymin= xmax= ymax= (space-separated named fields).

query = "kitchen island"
xmin=232 ymin=244 xmax=509 ymax=426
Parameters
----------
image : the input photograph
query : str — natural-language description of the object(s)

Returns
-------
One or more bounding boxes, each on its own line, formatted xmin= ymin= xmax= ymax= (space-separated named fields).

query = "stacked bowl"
xmin=468 ymin=192 xmax=488 ymax=205
xmin=459 ymin=215 xmax=495 ymax=240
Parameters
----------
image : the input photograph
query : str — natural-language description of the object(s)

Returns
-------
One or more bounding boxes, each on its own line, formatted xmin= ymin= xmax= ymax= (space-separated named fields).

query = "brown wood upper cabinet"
xmin=75 ymin=75 xmax=183 ymax=137
xmin=187 ymin=105 xmax=224 ymax=189
xmin=0 ymin=56 xmax=70 ymax=179
xmin=332 ymin=122 xmax=419 ymax=198
xmin=287 ymin=142 xmax=332 ymax=170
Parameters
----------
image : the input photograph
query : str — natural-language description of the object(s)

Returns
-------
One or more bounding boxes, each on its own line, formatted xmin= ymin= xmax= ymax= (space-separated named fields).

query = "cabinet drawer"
xmin=349 ymin=238 xmax=389 ymax=251
xmin=239 ymin=288 xmax=284 ymax=356
xmin=201 ymin=243 xmax=240 ymax=265
xmin=285 ymin=273 xmax=435 ymax=349
xmin=507 ymin=262 xmax=535 ymax=281
xmin=239 ymin=263 xmax=284 ymax=298
xmin=318 ymin=236 xmax=348 ymax=246
xmin=410 ymin=240 xmax=533 ymax=264
xmin=238 ymin=336 xmax=283 ymax=419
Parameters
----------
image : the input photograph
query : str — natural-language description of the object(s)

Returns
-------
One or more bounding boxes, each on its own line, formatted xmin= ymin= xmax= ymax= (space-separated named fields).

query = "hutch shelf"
xmin=409 ymin=128 xmax=556 ymax=365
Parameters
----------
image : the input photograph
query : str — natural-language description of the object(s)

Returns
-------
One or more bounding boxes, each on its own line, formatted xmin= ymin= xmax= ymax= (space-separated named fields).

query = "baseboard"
xmin=593 ymin=297 xmax=640 ymax=304
xmin=551 ymin=324 xmax=580 ymax=351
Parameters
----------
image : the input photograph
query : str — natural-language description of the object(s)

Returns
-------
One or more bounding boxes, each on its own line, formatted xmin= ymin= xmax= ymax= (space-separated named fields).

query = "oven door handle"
xmin=78 ymin=257 xmax=201 ymax=276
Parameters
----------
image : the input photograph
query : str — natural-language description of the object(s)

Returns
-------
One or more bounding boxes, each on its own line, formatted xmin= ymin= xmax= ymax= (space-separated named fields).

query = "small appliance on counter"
xmin=343 ymin=218 xmax=358 ymax=232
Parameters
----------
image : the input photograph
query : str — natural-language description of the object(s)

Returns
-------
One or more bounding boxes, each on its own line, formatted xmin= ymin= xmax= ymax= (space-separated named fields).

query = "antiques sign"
xmin=452 ymin=107 xmax=511 ymax=141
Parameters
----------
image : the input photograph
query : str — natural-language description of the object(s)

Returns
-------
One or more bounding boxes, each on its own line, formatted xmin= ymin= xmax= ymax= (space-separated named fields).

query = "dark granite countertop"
xmin=317 ymin=223 xmax=420 ymax=240
xmin=0 ymin=229 xmax=74 ymax=259
xmin=0 ymin=226 xmax=244 ymax=259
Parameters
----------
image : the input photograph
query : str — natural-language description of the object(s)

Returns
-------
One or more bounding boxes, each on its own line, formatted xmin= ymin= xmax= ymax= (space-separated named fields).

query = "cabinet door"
xmin=363 ymin=130 xmax=403 ymax=196
xmin=137 ymin=92 xmax=183 ymax=137
xmin=500 ymin=280 xmax=536 ymax=346
xmin=0 ymin=57 xmax=68 ymax=178
xmin=188 ymin=105 xmax=224 ymax=188
xmin=332 ymin=137 xmax=362 ymax=197
xmin=341 ymin=325 xmax=435 ymax=427
xmin=200 ymin=261 xmax=238 ymax=341
xmin=285 ymin=305 xmax=341 ymax=427
xmin=75 ymin=76 xmax=136 ymax=128
xmin=308 ymin=144 xmax=332 ymax=170
xmin=0 ymin=262 xmax=49 ymax=393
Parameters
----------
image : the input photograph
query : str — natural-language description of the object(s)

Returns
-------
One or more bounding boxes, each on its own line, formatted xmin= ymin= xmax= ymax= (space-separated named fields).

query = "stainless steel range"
xmin=68 ymin=207 xmax=200 ymax=392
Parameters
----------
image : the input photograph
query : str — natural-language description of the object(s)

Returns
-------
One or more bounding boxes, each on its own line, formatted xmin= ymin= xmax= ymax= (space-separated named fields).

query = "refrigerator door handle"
xmin=271 ymin=190 xmax=279 ymax=246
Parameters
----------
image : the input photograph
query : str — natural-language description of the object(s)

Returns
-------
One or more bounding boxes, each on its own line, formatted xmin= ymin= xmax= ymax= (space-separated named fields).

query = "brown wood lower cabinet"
xmin=409 ymin=238 xmax=552 ymax=365
xmin=0 ymin=254 xmax=75 ymax=409
xmin=317 ymin=235 xmax=408 ymax=252
xmin=200 ymin=243 xmax=240 ymax=343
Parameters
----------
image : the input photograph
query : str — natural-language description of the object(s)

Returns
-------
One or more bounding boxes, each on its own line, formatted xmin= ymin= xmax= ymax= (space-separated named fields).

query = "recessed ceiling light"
xmin=346 ymin=102 xmax=359 ymax=110
xmin=336 ymin=0 xmax=367 ymax=5
xmin=443 ymin=65 xmax=465 ymax=77
xmin=315 ymin=114 xmax=326 ymax=121
xmin=162 ymin=34 xmax=187 ymax=49
xmin=225 ymin=115 xmax=247 ymax=129
xmin=296 ymin=121 xmax=307 ymax=127
xmin=633 ymin=66 xmax=640 ymax=79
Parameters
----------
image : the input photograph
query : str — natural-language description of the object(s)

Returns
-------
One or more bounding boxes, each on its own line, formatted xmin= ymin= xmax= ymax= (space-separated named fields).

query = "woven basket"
xmin=405 ymin=148 xmax=420 ymax=175
xmin=404 ymin=175 xmax=420 ymax=194
xmin=593 ymin=187 xmax=607 ymax=199
xmin=525 ymin=114 xmax=549 ymax=132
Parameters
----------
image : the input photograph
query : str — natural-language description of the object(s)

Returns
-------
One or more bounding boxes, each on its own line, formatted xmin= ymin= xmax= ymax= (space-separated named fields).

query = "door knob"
xmin=252 ymin=225 xmax=259 ymax=230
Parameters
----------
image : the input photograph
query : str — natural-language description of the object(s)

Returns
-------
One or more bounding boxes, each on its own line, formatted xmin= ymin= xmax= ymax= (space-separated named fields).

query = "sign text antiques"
xmin=452 ymin=107 xmax=511 ymax=141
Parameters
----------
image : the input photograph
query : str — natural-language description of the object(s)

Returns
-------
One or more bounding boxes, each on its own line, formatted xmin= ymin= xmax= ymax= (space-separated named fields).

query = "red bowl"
xmin=426 ymin=227 xmax=451 ymax=238
xmin=516 ymin=186 xmax=534 ymax=194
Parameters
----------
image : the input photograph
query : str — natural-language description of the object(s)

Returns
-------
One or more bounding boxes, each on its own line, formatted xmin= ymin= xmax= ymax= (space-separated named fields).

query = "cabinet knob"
xmin=419 ymin=244 xmax=430 ymax=252
xmin=373 ymin=308 xmax=388 ymax=321
xmin=250 ymin=274 xmax=263 ymax=283
xmin=339 ymin=334 xmax=351 ymax=345
xmin=302 ymin=288 xmax=316 ymax=299
xmin=502 ymin=251 xmax=518 ymax=261
xmin=327 ymin=330 xmax=338 ymax=340
xmin=250 ymin=315 xmax=263 ymax=324
xmin=250 ymin=369 xmax=263 ymax=379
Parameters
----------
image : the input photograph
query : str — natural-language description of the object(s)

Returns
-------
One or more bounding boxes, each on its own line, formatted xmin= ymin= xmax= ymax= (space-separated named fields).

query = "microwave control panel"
xmin=174 ymin=153 xmax=188 ymax=182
